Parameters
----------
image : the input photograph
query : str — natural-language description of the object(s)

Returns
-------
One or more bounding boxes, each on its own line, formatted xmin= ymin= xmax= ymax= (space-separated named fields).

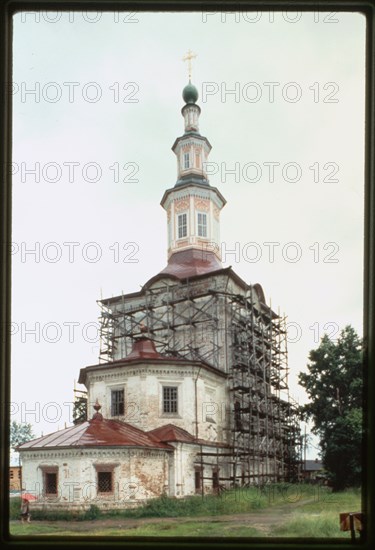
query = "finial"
xmin=139 ymin=322 xmax=148 ymax=334
xmin=92 ymin=399 xmax=103 ymax=420
xmin=182 ymin=49 xmax=197 ymax=81
xmin=94 ymin=399 xmax=101 ymax=412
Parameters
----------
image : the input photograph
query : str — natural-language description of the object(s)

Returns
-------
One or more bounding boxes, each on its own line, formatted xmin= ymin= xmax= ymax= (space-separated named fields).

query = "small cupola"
xmin=126 ymin=336 xmax=163 ymax=360
xmin=91 ymin=399 xmax=103 ymax=421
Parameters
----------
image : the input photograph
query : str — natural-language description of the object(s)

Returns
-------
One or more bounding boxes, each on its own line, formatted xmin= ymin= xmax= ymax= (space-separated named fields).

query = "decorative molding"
xmin=88 ymin=366 xmax=225 ymax=388
xmin=174 ymin=137 xmax=210 ymax=150
xmin=194 ymin=198 xmax=210 ymax=212
xmin=167 ymin=187 xmax=222 ymax=206
xmin=174 ymin=198 xmax=190 ymax=213
xmin=22 ymin=448 xmax=168 ymax=460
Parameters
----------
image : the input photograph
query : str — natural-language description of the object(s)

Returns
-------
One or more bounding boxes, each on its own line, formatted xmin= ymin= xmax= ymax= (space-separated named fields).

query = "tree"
xmin=10 ymin=421 xmax=35 ymax=492
xmin=298 ymin=325 xmax=363 ymax=490
xmin=10 ymin=421 xmax=34 ymax=451
xmin=73 ymin=396 xmax=88 ymax=424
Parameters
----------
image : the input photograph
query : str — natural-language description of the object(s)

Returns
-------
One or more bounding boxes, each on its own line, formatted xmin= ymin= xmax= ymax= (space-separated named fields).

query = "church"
xmin=19 ymin=61 xmax=300 ymax=510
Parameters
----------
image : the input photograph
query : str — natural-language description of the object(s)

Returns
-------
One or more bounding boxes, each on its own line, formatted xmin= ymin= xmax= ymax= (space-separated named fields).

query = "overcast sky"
xmin=11 ymin=10 xmax=365 ymax=459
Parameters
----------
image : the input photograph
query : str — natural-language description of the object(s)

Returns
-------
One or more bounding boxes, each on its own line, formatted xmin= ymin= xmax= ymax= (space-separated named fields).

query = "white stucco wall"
xmin=172 ymin=441 xmax=231 ymax=497
xmin=20 ymin=447 xmax=172 ymax=511
xmin=20 ymin=438 xmax=232 ymax=512
xmin=85 ymin=363 xmax=228 ymax=443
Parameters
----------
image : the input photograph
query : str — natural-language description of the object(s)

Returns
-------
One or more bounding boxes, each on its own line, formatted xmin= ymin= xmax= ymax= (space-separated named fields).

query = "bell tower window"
xmin=197 ymin=212 xmax=207 ymax=238
xmin=183 ymin=152 xmax=190 ymax=169
xmin=178 ymin=213 xmax=188 ymax=239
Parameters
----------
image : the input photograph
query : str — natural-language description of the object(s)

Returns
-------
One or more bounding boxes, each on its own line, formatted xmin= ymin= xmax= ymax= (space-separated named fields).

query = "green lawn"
xmin=10 ymin=484 xmax=343 ymax=520
xmin=10 ymin=521 xmax=262 ymax=537
xmin=9 ymin=485 xmax=362 ymax=538
xmin=269 ymin=488 xmax=362 ymax=538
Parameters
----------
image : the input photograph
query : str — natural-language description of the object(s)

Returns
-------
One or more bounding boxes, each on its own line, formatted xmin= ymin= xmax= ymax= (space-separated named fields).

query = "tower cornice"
xmin=171 ymin=133 xmax=212 ymax=154
xmin=160 ymin=182 xmax=226 ymax=210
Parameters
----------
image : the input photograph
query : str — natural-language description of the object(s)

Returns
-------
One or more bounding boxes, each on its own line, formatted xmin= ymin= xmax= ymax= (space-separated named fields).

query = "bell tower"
xmin=160 ymin=53 xmax=226 ymax=268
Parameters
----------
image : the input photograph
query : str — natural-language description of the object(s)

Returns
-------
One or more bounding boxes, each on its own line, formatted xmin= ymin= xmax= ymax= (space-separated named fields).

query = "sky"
xmin=10 ymin=10 xmax=366 ymax=460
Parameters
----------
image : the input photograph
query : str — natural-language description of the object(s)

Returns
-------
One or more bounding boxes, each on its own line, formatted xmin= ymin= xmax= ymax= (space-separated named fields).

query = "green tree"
xmin=73 ymin=396 xmax=88 ymax=424
xmin=10 ymin=421 xmax=35 ymax=491
xmin=10 ymin=421 xmax=34 ymax=450
xmin=299 ymin=325 xmax=363 ymax=490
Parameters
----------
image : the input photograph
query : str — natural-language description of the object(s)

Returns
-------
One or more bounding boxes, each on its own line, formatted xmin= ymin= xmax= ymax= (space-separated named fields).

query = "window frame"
xmin=45 ymin=472 xmax=58 ymax=495
xmin=97 ymin=471 xmax=113 ymax=494
xmin=41 ymin=467 xmax=59 ymax=497
xmin=162 ymin=385 xmax=178 ymax=415
xmin=177 ymin=212 xmax=188 ymax=240
xmin=94 ymin=463 xmax=118 ymax=497
xmin=183 ymin=151 xmax=190 ymax=170
xmin=197 ymin=211 xmax=207 ymax=238
xmin=111 ymin=388 xmax=125 ymax=417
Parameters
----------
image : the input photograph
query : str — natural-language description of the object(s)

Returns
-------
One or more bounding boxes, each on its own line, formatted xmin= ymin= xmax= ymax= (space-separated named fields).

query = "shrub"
xmin=10 ymin=497 xmax=22 ymax=520
xmin=82 ymin=505 xmax=101 ymax=521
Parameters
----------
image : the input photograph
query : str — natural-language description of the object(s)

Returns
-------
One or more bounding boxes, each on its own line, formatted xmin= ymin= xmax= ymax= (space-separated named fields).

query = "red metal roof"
xmin=148 ymin=424 xmax=196 ymax=443
xmin=158 ymin=248 xmax=223 ymax=279
xmin=18 ymin=417 xmax=173 ymax=451
xmin=148 ymin=424 xmax=230 ymax=449
xmin=124 ymin=337 xmax=164 ymax=360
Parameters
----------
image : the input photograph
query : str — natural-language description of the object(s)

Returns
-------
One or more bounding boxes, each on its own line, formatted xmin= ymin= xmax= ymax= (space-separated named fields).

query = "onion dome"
xmin=182 ymin=81 xmax=199 ymax=104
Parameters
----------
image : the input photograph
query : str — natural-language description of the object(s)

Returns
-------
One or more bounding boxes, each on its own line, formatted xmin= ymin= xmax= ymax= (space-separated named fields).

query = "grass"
xmin=10 ymin=484 xmax=334 ymax=521
xmin=89 ymin=523 xmax=262 ymax=537
xmin=271 ymin=515 xmax=349 ymax=538
xmin=269 ymin=488 xmax=362 ymax=538
xmin=10 ymin=520 xmax=262 ymax=537
xmin=9 ymin=485 xmax=362 ymax=538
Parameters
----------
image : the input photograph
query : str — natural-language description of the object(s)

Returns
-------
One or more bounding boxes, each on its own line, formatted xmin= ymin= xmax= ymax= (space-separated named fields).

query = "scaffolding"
xmin=228 ymin=290 xmax=302 ymax=484
xmin=98 ymin=272 xmax=301 ymax=485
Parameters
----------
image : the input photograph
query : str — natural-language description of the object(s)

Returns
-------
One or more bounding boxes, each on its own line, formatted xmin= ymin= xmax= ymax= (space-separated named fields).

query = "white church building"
xmin=19 ymin=73 xmax=300 ymax=511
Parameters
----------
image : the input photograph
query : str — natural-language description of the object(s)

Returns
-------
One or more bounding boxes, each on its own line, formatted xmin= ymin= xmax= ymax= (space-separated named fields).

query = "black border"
xmin=0 ymin=1 xmax=373 ymax=549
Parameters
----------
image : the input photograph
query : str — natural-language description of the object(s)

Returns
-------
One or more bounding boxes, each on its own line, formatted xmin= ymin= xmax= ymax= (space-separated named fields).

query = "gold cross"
xmin=182 ymin=49 xmax=197 ymax=81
